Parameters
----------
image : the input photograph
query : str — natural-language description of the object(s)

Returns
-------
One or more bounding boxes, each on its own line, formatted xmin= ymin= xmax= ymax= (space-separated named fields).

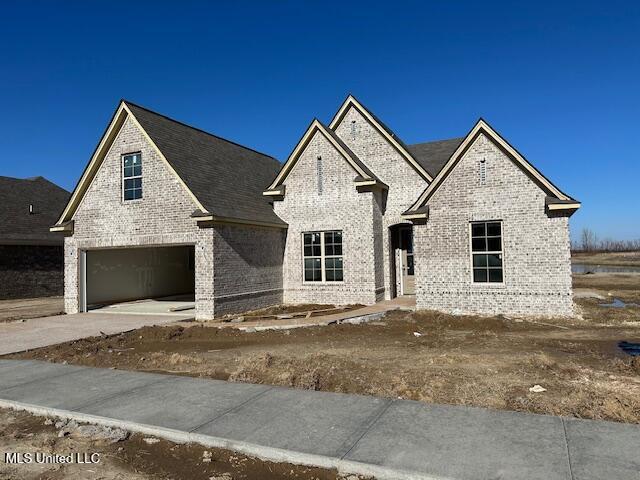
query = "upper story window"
xmin=303 ymin=230 xmax=343 ymax=282
xmin=122 ymin=153 xmax=142 ymax=201
xmin=471 ymin=221 xmax=503 ymax=283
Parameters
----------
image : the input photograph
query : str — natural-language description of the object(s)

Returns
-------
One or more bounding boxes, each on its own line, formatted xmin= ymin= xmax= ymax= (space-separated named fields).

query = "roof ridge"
xmin=0 ymin=175 xmax=46 ymax=182
xmin=122 ymin=99 xmax=278 ymax=163
xmin=409 ymin=137 xmax=466 ymax=146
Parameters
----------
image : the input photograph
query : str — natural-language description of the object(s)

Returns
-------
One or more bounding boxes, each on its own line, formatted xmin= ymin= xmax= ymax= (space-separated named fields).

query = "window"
xmin=122 ymin=153 xmax=142 ymax=201
xmin=303 ymin=230 xmax=343 ymax=282
xmin=471 ymin=221 xmax=503 ymax=283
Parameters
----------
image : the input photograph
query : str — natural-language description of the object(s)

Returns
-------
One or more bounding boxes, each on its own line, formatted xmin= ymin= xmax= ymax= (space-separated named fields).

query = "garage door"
xmin=85 ymin=246 xmax=195 ymax=308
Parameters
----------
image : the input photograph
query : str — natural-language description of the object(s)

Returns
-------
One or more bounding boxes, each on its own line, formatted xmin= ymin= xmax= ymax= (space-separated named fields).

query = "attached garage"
xmin=82 ymin=245 xmax=195 ymax=310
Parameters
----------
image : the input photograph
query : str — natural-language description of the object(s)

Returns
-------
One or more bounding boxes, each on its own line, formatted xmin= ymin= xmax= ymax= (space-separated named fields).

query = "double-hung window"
xmin=122 ymin=153 xmax=142 ymax=201
xmin=471 ymin=221 xmax=503 ymax=283
xmin=303 ymin=230 xmax=343 ymax=282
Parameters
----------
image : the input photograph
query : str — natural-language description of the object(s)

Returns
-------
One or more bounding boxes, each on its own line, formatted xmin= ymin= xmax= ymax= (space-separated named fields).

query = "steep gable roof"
xmin=328 ymin=95 xmax=434 ymax=182
xmin=405 ymin=119 xmax=579 ymax=217
xmin=124 ymin=102 xmax=285 ymax=226
xmin=55 ymin=100 xmax=286 ymax=229
xmin=265 ymin=119 xmax=385 ymax=193
xmin=0 ymin=176 xmax=69 ymax=244
xmin=407 ymin=138 xmax=465 ymax=178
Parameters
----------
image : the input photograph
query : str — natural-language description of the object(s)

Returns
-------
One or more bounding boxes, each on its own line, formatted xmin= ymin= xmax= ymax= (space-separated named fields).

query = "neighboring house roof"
xmin=405 ymin=118 xmax=580 ymax=218
xmin=407 ymin=138 xmax=465 ymax=178
xmin=265 ymin=119 xmax=386 ymax=194
xmin=328 ymin=95 xmax=434 ymax=182
xmin=0 ymin=176 xmax=70 ymax=245
xmin=55 ymin=100 xmax=286 ymax=229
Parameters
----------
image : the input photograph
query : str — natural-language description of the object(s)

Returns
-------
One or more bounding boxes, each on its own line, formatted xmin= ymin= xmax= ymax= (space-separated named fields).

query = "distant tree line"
xmin=572 ymin=228 xmax=640 ymax=252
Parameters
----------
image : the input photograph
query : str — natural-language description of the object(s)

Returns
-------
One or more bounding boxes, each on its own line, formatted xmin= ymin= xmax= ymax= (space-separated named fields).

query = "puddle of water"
xmin=619 ymin=341 xmax=640 ymax=356
xmin=599 ymin=298 xmax=640 ymax=308
xmin=572 ymin=263 xmax=640 ymax=274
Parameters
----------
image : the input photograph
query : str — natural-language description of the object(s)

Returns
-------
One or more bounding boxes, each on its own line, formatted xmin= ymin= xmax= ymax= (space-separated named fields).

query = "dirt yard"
xmin=572 ymin=250 xmax=640 ymax=267
xmin=0 ymin=408 xmax=365 ymax=480
xmin=8 ymin=273 xmax=640 ymax=425
xmin=0 ymin=297 xmax=64 ymax=323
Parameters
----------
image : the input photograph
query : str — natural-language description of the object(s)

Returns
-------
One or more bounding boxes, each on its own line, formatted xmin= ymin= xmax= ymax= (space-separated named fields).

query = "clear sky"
xmin=1 ymin=1 xmax=638 ymax=241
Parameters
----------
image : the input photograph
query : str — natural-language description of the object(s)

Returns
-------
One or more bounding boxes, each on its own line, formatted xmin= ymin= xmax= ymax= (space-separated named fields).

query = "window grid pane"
xmin=123 ymin=154 xmax=142 ymax=201
xmin=303 ymin=230 xmax=343 ymax=282
xmin=471 ymin=221 xmax=503 ymax=283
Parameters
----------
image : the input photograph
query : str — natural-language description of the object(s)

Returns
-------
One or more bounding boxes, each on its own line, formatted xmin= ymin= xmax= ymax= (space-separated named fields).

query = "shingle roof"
xmin=407 ymin=138 xmax=465 ymax=178
xmin=124 ymin=101 xmax=286 ymax=226
xmin=0 ymin=176 xmax=70 ymax=244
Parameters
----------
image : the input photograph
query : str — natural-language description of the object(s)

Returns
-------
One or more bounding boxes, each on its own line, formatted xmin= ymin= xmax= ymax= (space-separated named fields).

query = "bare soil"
xmin=7 ymin=274 xmax=640 ymax=425
xmin=0 ymin=408 xmax=366 ymax=480
xmin=218 ymin=304 xmax=365 ymax=322
xmin=0 ymin=297 xmax=64 ymax=323
xmin=572 ymin=250 xmax=640 ymax=267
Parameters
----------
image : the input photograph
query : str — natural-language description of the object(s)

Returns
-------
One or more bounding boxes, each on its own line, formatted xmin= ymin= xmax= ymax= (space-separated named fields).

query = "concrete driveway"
xmin=0 ymin=312 xmax=192 ymax=355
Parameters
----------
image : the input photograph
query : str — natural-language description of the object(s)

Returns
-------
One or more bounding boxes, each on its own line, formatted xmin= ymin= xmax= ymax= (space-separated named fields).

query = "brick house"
xmin=52 ymin=97 xmax=579 ymax=319
xmin=0 ymin=176 xmax=69 ymax=299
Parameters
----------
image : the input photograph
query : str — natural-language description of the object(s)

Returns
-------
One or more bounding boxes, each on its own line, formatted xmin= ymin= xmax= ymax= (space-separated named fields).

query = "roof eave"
xmin=194 ymin=214 xmax=288 ymax=230
xmin=50 ymin=220 xmax=74 ymax=234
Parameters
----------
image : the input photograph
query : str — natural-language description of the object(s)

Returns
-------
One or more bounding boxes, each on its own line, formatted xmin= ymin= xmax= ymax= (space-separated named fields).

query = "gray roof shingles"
xmin=0 ymin=176 xmax=70 ymax=244
xmin=124 ymin=101 xmax=286 ymax=226
xmin=407 ymin=138 xmax=465 ymax=178
xmin=347 ymin=96 xmax=463 ymax=179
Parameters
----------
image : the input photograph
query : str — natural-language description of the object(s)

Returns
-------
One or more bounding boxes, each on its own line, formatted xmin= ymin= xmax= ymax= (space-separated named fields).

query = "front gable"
xmin=405 ymin=119 xmax=580 ymax=219
xmin=53 ymin=102 xmax=207 ymax=234
xmin=329 ymin=95 xmax=433 ymax=183
xmin=71 ymin=115 xmax=202 ymax=239
xmin=264 ymin=119 xmax=386 ymax=196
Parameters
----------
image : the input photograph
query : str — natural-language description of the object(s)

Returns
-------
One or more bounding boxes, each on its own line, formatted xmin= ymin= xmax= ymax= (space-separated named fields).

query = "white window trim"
xmin=469 ymin=220 xmax=505 ymax=285
xmin=122 ymin=152 xmax=143 ymax=202
xmin=301 ymin=230 xmax=344 ymax=284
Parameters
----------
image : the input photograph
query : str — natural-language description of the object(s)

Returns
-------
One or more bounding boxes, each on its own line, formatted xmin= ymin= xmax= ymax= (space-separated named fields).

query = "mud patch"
xmin=6 ymin=274 xmax=640 ymax=424
xmin=0 ymin=408 xmax=371 ymax=480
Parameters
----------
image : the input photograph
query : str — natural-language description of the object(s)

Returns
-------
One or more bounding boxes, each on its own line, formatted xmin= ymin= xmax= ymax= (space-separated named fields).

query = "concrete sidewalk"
xmin=0 ymin=312 xmax=192 ymax=355
xmin=0 ymin=360 xmax=637 ymax=480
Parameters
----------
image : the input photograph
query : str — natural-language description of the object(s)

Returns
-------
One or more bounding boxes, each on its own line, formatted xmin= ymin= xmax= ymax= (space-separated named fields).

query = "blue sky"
xmin=0 ymin=1 xmax=638 ymax=241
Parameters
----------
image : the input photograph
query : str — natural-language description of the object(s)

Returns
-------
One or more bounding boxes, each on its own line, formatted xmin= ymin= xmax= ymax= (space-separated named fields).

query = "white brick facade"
xmin=212 ymin=223 xmax=284 ymax=315
xmin=62 ymin=98 xmax=576 ymax=320
xmin=333 ymin=106 xmax=428 ymax=299
xmin=272 ymin=104 xmax=575 ymax=317
xmin=273 ymin=131 xmax=380 ymax=305
xmin=413 ymin=133 xmax=574 ymax=316
xmin=65 ymin=117 xmax=283 ymax=320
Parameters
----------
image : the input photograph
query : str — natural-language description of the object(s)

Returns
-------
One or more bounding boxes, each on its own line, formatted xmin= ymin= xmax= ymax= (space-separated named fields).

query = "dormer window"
xmin=122 ymin=153 xmax=142 ymax=201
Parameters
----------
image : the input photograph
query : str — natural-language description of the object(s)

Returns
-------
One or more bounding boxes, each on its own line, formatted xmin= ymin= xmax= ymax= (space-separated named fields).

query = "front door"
xmin=399 ymin=226 xmax=415 ymax=295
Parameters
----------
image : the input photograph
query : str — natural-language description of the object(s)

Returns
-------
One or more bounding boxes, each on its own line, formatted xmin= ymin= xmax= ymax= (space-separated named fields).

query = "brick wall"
xmin=273 ymin=130 xmax=379 ymax=305
xmin=333 ymin=106 xmax=429 ymax=299
xmin=67 ymin=116 xmax=215 ymax=319
xmin=0 ymin=245 xmax=63 ymax=299
xmin=212 ymin=223 xmax=284 ymax=315
xmin=413 ymin=133 xmax=574 ymax=317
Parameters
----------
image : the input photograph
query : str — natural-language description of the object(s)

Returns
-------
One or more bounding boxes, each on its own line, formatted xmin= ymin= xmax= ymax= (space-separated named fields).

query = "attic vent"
xmin=479 ymin=158 xmax=487 ymax=185
xmin=350 ymin=120 xmax=356 ymax=139
xmin=316 ymin=156 xmax=323 ymax=195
